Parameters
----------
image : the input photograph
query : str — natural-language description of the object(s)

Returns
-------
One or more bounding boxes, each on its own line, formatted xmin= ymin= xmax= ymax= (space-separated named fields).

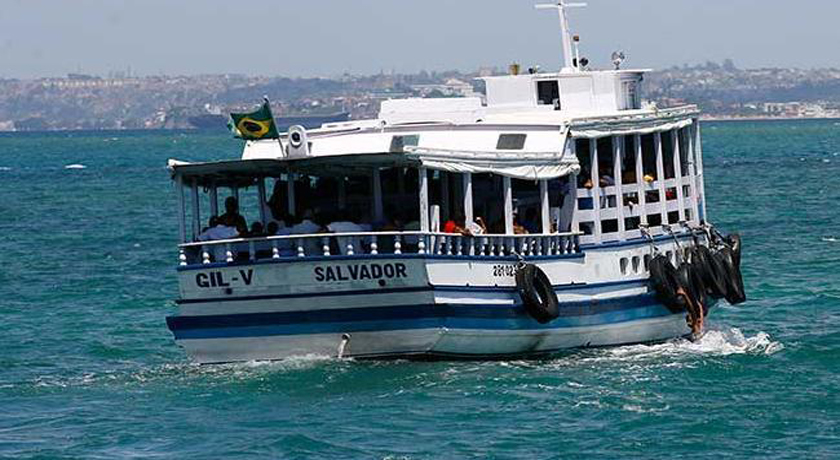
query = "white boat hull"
xmin=168 ymin=236 xmax=700 ymax=364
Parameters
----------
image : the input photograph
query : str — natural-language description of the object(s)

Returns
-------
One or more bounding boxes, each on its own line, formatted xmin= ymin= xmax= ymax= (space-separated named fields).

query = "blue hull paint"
xmin=167 ymin=293 xmax=675 ymax=340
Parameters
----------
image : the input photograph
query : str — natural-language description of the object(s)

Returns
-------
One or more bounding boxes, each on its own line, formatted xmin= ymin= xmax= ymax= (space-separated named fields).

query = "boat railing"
xmin=177 ymin=231 xmax=582 ymax=266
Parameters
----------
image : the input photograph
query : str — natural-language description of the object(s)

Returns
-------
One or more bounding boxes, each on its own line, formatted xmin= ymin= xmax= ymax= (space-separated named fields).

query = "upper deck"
xmin=168 ymin=2 xmax=709 ymax=269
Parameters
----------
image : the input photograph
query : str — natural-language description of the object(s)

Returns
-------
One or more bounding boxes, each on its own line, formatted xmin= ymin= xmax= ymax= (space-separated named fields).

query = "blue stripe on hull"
xmin=167 ymin=294 xmax=676 ymax=340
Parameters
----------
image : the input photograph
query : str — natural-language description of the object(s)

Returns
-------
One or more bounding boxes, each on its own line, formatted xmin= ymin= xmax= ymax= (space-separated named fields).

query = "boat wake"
xmin=602 ymin=326 xmax=783 ymax=362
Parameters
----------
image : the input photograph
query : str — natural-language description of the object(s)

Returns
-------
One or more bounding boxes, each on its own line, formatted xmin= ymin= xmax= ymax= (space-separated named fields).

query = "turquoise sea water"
xmin=1 ymin=120 xmax=838 ymax=459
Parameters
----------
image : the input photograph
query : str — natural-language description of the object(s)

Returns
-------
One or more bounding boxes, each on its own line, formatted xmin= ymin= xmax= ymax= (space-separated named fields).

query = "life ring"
xmin=515 ymin=264 xmax=560 ymax=324
xmin=716 ymin=247 xmax=746 ymax=305
xmin=692 ymin=245 xmax=728 ymax=299
xmin=648 ymin=254 xmax=686 ymax=313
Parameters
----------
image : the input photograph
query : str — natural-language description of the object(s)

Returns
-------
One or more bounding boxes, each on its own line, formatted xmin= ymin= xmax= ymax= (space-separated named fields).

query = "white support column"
xmin=286 ymin=173 xmax=296 ymax=217
xmin=337 ymin=177 xmax=346 ymax=210
xmin=568 ymin=173 xmax=579 ymax=233
xmin=654 ymin=132 xmax=668 ymax=225
xmin=372 ymin=167 xmax=384 ymax=222
xmin=634 ymin=134 xmax=647 ymax=225
xmin=440 ymin=171 xmax=450 ymax=221
xmin=191 ymin=179 xmax=200 ymax=239
xmin=590 ymin=139 xmax=602 ymax=243
xmin=462 ymin=172 xmax=473 ymax=223
xmin=540 ymin=179 xmax=550 ymax=234
xmin=568 ymin=140 xmax=580 ymax=233
xmin=503 ymin=176 xmax=514 ymax=235
xmin=672 ymin=130 xmax=686 ymax=222
xmin=613 ymin=136 xmax=626 ymax=239
xmin=176 ymin=175 xmax=187 ymax=243
xmin=419 ymin=167 xmax=430 ymax=232
xmin=686 ymin=127 xmax=700 ymax=224
xmin=209 ymin=184 xmax=218 ymax=218
xmin=693 ymin=121 xmax=707 ymax=221
xmin=257 ymin=177 xmax=268 ymax=225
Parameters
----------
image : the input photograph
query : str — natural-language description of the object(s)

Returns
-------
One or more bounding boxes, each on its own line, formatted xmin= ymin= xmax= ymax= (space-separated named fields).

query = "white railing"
xmin=177 ymin=231 xmax=582 ymax=266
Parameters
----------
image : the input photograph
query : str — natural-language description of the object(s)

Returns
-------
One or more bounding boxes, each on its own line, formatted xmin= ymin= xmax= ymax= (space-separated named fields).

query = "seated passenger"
xmin=522 ymin=209 xmax=540 ymax=234
xmin=266 ymin=222 xmax=279 ymax=236
xmin=443 ymin=214 xmax=468 ymax=235
xmin=327 ymin=211 xmax=365 ymax=234
xmin=513 ymin=211 xmax=529 ymax=235
xmin=290 ymin=210 xmax=323 ymax=235
xmin=466 ymin=216 xmax=487 ymax=236
xmin=219 ymin=197 xmax=248 ymax=234
xmin=248 ymin=222 xmax=265 ymax=237
xmin=198 ymin=216 xmax=239 ymax=241
xmin=327 ymin=211 xmax=365 ymax=255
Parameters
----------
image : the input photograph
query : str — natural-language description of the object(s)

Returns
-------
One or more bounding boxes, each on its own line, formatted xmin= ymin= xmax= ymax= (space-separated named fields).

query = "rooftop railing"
xmin=177 ymin=231 xmax=582 ymax=267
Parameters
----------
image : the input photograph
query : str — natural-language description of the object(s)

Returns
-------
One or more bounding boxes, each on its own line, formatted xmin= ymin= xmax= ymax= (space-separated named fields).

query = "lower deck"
xmin=168 ymin=232 xmax=700 ymax=363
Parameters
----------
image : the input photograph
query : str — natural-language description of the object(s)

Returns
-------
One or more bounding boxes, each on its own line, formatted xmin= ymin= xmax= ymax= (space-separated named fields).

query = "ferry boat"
xmin=165 ymin=3 xmax=746 ymax=364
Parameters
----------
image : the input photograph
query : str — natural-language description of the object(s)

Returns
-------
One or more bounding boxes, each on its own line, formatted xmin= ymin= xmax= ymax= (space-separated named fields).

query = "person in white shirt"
xmin=289 ymin=211 xmax=325 ymax=256
xmin=327 ymin=212 xmax=365 ymax=255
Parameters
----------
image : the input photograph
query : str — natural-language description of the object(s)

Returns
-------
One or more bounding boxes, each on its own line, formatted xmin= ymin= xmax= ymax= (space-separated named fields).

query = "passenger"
xmin=443 ymin=213 xmax=468 ymax=235
xmin=198 ymin=216 xmax=239 ymax=241
xmin=466 ymin=216 xmax=487 ymax=236
xmin=266 ymin=221 xmax=279 ymax=236
xmin=327 ymin=211 xmax=365 ymax=234
xmin=513 ymin=211 xmax=529 ymax=235
xmin=522 ymin=208 xmax=540 ymax=234
xmin=219 ymin=197 xmax=248 ymax=234
xmin=290 ymin=210 xmax=323 ymax=235
xmin=248 ymin=222 xmax=265 ymax=237
xmin=266 ymin=179 xmax=286 ymax=221
xmin=327 ymin=211 xmax=365 ymax=255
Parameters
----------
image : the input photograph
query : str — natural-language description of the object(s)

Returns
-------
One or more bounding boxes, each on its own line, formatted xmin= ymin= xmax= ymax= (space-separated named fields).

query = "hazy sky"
xmin=1 ymin=0 xmax=837 ymax=78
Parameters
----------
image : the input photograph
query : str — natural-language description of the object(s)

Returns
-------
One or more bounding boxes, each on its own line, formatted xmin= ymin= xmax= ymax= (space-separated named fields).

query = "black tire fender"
xmin=694 ymin=245 xmax=728 ymax=299
xmin=716 ymin=247 xmax=746 ymax=305
xmin=516 ymin=264 xmax=560 ymax=324
xmin=648 ymin=254 xmax=686 ymax=313
xmin=725 ymin=233 xmax=742 ymax=268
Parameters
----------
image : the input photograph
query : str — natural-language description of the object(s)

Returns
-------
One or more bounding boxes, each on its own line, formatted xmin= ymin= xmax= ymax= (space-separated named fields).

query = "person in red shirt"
xmin=443 ymin=213 xmax=467 ymax=234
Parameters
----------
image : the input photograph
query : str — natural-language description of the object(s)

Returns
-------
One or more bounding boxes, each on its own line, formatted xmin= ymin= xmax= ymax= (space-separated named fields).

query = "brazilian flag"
xmin=228 ymin=99 xmax=279 ymax=140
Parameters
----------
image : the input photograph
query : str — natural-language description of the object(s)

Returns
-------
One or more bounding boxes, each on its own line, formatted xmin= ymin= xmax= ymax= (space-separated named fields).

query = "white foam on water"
xmin=0 ymin=167 xmax=11 ymax=171
xmin=822 ymin=237 xmax=838 ymax=243
xmin=64 ymin=164 xmax=86 ymax=170
xmin=603 ymin=327 xmax=784 ymax=362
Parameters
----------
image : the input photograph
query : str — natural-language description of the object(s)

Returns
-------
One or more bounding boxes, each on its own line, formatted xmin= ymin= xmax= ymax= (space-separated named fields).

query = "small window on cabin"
xmin=641 ymin=134 xmax=657 ymax=181
xmin=537 ymin=80 xmax=560 ymax=109
xmin=390 ymin=135 xmax=420 ymax=153
xmin=497 ymin=134 xmax=527 ymax=150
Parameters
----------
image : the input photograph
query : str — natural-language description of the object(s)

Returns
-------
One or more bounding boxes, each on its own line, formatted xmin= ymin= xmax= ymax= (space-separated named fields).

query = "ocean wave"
xmin=821 ymin=237 xmax=838 ymax=243
xmin=0 ymin=167 xmax=11 ymax=171
xmin=64 ymin=164 xmax=86 ymax=170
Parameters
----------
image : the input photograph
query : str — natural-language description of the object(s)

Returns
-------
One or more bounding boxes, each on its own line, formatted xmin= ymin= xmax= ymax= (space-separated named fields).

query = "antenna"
xmin=535 ymin=1 xmax=587 ymax=72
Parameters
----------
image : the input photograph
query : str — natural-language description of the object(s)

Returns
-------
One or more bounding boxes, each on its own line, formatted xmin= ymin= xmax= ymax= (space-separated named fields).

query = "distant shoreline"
xmin=2 ymin=116 xmax=840 ymax=134
xmin=701 ymin=116 xmax=840 ymax=122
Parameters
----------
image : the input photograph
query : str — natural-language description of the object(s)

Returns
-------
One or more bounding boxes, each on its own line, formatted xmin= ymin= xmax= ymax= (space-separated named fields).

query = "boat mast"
xmin=535 ymin=1 xmax=587 ymax=72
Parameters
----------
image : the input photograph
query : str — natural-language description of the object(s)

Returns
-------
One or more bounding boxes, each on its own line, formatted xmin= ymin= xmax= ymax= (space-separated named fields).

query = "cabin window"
xmin=625 ymin=216 xmax=641 ymax=231
xmin=537 ymin=80 xmax=560 ymax=109
xmin=621 ymin=135 xmax=637 ymax=184
xmin=641 ymin=134 xmax=657 ymax=181
xmin=575 ymin=139 xmax=592 ymax=188
xmin=390 ymin=135 xmax=420 ymax=153
xmin=497 ymin=134 xmax=527 ymax=150
xmin=602 ymin=219 xmax=619 ymax=234
xmin=678 ymin=128 xmax=691 ymax=177
xmin=668 ymin=211 xmax=680 ymax=224
xmin=662 ymin=131 xmax=676 ymax=180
